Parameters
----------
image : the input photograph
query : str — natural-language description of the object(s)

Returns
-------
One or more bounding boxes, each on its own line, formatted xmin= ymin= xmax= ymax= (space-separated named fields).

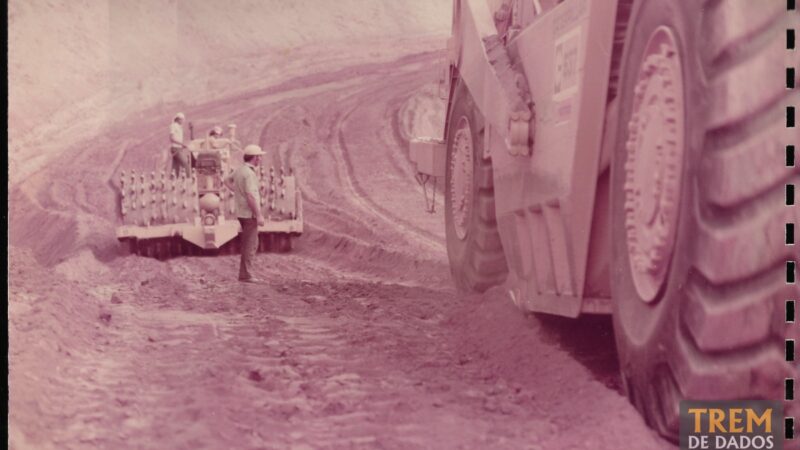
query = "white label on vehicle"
xmin=553 ymin=26 xmax=581 ymax=102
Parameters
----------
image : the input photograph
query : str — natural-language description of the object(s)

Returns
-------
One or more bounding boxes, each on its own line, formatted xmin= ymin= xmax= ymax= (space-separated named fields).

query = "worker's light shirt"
xmin=208 ymin=136 xmax=230 ymax=149
xmin=170 ymin=122 xmax=184 ymax=148
xmin=229 ymin=163 xmax=261 ymax=219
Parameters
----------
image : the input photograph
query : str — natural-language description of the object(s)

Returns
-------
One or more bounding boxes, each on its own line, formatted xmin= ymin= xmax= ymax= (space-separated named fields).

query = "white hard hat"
xmin=211 ymin=126 xmax=223 ymax=136
xmin=174 ymin=112 xmax=185 ymax=121
xmin=243 ymin=144 xmax=266 ymax=156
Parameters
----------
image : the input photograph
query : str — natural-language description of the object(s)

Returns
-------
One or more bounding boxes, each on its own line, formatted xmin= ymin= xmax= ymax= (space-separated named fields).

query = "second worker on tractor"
xmin=169 ymin=112 xmax=192 ymax=177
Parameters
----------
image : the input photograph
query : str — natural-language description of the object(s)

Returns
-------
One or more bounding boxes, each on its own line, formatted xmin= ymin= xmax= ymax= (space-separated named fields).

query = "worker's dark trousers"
xmin=170 ymin=147 xmax=191 ymax=178
xmin=238 ymin=218 xmax=258 ymax=280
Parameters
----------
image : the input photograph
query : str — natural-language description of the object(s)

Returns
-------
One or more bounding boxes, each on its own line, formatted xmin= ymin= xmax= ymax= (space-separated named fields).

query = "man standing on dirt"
xmin=169 ymin=112 xmax=191 ymax=177
xmin=225 ymin=144 xmax=266 ymax=283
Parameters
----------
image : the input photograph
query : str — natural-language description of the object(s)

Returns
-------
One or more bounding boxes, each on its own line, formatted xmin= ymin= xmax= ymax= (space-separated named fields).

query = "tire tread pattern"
xmin=630 ymin=1 xmax=800 ymax=439
xmin=445 ymin=80 xmax=508 ymax=293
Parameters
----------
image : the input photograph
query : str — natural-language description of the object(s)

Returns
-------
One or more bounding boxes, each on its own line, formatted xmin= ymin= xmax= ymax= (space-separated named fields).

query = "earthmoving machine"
xmin=116 ymin=124 xmax=303 ymax=257
xmin=410 ymin=0 xmax=797 ymax=440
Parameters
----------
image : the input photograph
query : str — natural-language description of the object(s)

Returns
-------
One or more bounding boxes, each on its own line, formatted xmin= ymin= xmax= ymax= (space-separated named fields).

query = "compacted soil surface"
xmin=9 ymin=40 xmax=672 ymax=449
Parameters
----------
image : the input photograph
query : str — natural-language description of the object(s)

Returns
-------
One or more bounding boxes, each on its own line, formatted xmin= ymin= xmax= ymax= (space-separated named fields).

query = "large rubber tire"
xmin=444 ymin=79 xmax=508 ymax=293
xmin=611 ymin=0 xmax=796 ymax=440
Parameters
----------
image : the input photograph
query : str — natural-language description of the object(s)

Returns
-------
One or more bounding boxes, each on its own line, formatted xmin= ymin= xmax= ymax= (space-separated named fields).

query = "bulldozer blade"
xmin=123 ymin=237 xmax=185 ymax=260
xmin=273 ymin=233 xmax=292 ymax=253
xmin=125 ymin=239 xmax=137 ymax=255
xmin=168 ymin=237 xmax=182 ymax=258
xmin=258 ymin=233 xmax=272 ymax=252
xmin=138 ymin=240 xmax=152 ymax=257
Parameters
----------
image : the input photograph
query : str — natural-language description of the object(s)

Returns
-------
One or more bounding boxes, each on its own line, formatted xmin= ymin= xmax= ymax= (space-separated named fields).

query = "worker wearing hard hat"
xmin=225 ymin=144 xmax=266 ymax=283
xmin=209 ymin=125 xmax=223 ymax=139
xmin=205 ymin=126 xmax=225 ymax=153
xmin=206 ymin=125 xmax=241 ymax=162
xmin=170 ymin=112 xmax=191 ymax=177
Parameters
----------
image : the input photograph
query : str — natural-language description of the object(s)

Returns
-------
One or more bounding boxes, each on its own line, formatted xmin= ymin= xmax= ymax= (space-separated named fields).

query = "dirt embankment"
xmin=9 ymin=0 xmax=450 ymax=186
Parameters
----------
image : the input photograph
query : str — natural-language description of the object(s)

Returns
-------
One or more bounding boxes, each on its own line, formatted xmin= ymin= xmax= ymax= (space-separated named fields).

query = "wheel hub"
xmin=451 ymin=117 xmax=475 ymax=241
xmin=623 ymin=27 xmax=686 ymax=303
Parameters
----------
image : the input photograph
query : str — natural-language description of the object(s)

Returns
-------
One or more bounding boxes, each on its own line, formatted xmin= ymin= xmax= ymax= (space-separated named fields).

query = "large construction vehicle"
xmin=410 ymin=0 xmax=797 ymax=440
xmin=116 ymin=124 xmax=303 ymax=258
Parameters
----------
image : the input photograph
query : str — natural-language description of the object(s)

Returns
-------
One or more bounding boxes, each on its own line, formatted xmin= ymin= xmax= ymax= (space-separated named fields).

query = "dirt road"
xmin=9 ymin=46 xmax=672 ymax=449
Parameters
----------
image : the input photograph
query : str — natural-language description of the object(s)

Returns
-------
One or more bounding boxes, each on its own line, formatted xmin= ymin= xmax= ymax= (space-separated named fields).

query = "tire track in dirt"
xmin=324 ymin=74 xmax=446 ymax=253
xmin=257 ymin=104 xmax=390 ymax=246
xmin=384 ymin=92 xmax=421 ymax=179
xmin=10 ymin=50 xmax=444 ymax=272
xmin=332 ymin=111 xmax=444 ymax=253
xmin=236 ymin=55 xmax=447 ymax=262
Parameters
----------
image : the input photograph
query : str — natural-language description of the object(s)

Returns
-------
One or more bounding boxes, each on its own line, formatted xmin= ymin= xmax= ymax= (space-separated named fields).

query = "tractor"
xmin=116 ymin=124 xmax=303 ymax=257
xmin=410 ymin=0 xmax=797 ymax=440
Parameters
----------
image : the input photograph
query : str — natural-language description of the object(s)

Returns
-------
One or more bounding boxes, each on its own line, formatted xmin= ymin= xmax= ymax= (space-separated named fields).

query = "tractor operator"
xmin=225 ymin=144 xmax=266 ymax=283
xmin=208 ymin=126 xmax=224 ymax=145
xmin=207 ymin=125 xmax=241 ymax=162
xmin=169 ymin=112 xmax=191 ymax=177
